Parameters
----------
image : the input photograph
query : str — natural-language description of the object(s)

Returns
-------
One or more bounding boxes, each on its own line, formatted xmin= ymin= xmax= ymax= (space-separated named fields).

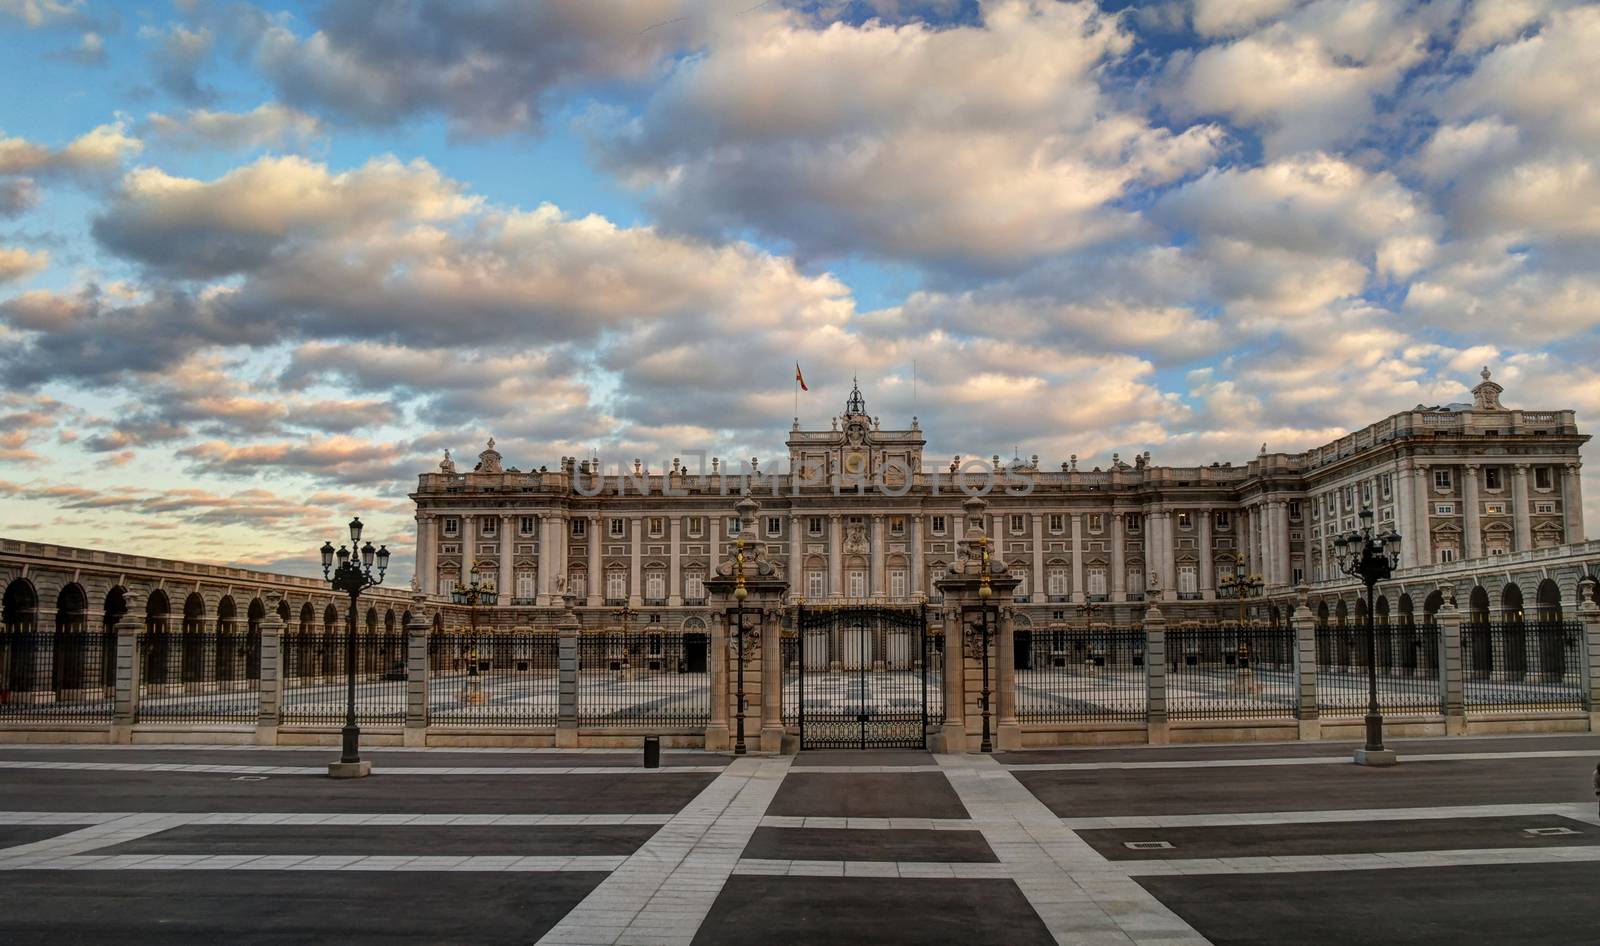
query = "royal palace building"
xmin=411 ymin=370 xmax=1588 ymax=628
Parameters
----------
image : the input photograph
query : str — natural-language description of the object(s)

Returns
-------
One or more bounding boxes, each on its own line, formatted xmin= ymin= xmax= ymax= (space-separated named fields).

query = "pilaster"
xmin=556 ymin=605 xmax=579 ymax=748
xmin=1144 ymin=604 xmax=1168 ymax=745
xmin=1292 ymin=589 xmax=1320 ymax=740
xmin=255 ymin=604 xmax=283 ymax=745
xmin=111 ymin=604 xmax=142 ymax=744
xmin=404 ymin=604 xmax=431 ymax=747
xmin=1577 ymin=580 xmax=1599 ymax=731
xmin=996 ymin=607 xmax=1020 ymax=749
xmin=1436 ymin=589 xmax=1466 ymax=736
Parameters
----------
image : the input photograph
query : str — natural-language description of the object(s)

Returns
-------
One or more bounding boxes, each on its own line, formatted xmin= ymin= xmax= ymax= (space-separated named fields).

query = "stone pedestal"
xmin=1353 ymin=748 xmax=1397 ymax=767
xmin=328 ymin=760 xmax=372 ymax=779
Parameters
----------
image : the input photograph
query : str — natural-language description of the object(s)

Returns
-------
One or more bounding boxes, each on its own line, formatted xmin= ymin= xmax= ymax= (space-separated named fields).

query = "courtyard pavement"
xmin=0 ymin=733 xmax=1596 ymax=944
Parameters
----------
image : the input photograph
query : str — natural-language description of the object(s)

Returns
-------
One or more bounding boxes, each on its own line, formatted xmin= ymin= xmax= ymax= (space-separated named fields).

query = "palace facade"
xmin=411 ymin=370 xmax=1588 ymax=626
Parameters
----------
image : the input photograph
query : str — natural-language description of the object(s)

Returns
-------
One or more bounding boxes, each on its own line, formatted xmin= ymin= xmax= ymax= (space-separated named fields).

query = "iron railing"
xmin=279 ymin=629 xmax=406 ymax=725
xmin=1315 ymin=624 xmax=1442 ymax=716
xmin=137 ymin=630 xmax=261 ymax=723
xmin=577 ymin=632 xmax=710 ymax=727
xmin=1165 ymin=625 xmax=1297 ymax=720
xmin=428 ymin=632 xmax=559 ymax=726
xmin=1460 ymin=622 xmax=1584 ymax=712
xmin=1016 ymin=627 xmax=1147 ymax=722
xmin=0 ymin=628 xmax=116 ymax=722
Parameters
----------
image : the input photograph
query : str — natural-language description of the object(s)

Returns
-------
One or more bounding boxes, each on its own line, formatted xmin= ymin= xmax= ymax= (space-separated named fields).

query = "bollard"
xmin=643 ymin=735 xmax=660 ymax=769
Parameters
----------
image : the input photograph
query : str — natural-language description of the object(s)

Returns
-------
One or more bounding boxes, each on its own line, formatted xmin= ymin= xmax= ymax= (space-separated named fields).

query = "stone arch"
xmin=323 ymin=603 xmax=338 ymax=633
xmin=216 ymin=595 xmax=241 ymax=682
xmin=384 ymin=609 xmax=396 ymax=634
xmin=1468 ymin=586 xmax=1490 ymax=625
xmin=1334 ymin=599 xmax=1348 ymax=628
xmin=1398 ymin=593 xmax=1415 ymax=629
xmin=180 ymin=592 xmax=208 ymax=683
xmin=2 ymin=578 xmax=41 ymax=694
xmin=1316 ymin=600 xmax=1329 ymax=629
xmin=1500 ymin=583 xmax=1524 ymax=624
xmin=1535 ymin=578 xmax=1562 ymax=622
xmin=3 ymin=577 xmax=38 ymax=631
xmin=52 ymin=582 xmax=91 ymax=693
xmin=298 ymin=602 xmax=314 ymax=634
xmin=144 ymin=589 xmax=172 ymax=686
xmin=1423 ymin=590 xmax=1443 ymax=624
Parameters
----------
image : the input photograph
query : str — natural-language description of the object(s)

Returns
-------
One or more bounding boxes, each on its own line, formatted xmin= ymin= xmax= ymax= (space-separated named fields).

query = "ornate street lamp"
xmin=319 ymin=517 xmax=389 ymax=775
xmin=1217 ymin=565 xmax=1264 ymax=626
xmin=963 ymin=536 xmax=996 ymax=754
xmin=451 ymin=566 xmax=497 ymax=702
xmin=731 ymin=536 xmax=752 ymax=756
xmin=1333 ymin=510 xmax=1401 ymax=764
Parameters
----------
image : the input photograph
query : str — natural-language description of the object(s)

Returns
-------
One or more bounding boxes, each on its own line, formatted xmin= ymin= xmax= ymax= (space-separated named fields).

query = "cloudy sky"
xmin=1 ymin=0 xmax=1597 ymax=578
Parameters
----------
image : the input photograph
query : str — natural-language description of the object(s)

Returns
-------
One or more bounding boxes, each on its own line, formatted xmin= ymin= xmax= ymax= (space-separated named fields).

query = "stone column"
xmin=556 ymin=603 xmax=579 ymax=748
xmin=414 ymin=515 xmax=432 ymax=595
xmin=706 ymin=611 xmax=730 ymax=750
xmin=1070 ymin=513 xmax=1085 ymax=604
xmin=870 ymin=514 xmax=886 ymax=598
xmin=996 ymin=607 xmax=1020 ymax=749
xmin=1436 ymin=589 xmax=1466 ymax=736
xmin=1161 ymin=510 xmax=1177 ymax=599
xmin=1463 ymin=464 xmax=1482 ymax=560
xmin=1578 ymin=580 xmax=1599 ymax=730
xmin=1030 ymin=514 xmax=1045 ymax=602
xmin=788 ymin=515 xmax=802 ymax=599
xmin=498 ymin=515 xmax=514 ymax=603
xmin=1263 ymin=501 xmax=1279 ymax=587
xmin=940 ymin=607 xmax=966 ymax=751
xmin=1144 ymin=604 xmax=1168 ymax=745
xmin=1563 ymin=463 xmax=1585 ymax=543
xmin=911 ymin=514 xmax=925 ymax=595
xmin=1512 ymin=464 xmax=1532 ymax=552
xmin=1393 ymin=465 xmax=1412 ymax=568
xmin=628 ymin=515 xmax=643 ymax=608
xmin=828 ymin=514 xmax=843 ymax=599
xmin=1199 ymin=509 xmax=1214 ymax=599
xmin=1110 ymin=510 xmax=1126 ymax=601
xmin=761 ymin=609 xmax=784 ymax=751
xmin=255 ymin=604 xmax=284 ymax=746
xmin=111 ymin=603 xmax=142 ymax=744
xmin=404 ymin=605 xmax=431 ymax=747
xmin=1292 ymin=590 xmax=1319 ymax=740
xmin=1408 ymin=468 xmax=1427 ymax=564
xmin=587 ymin=514 xmax=602 ymax=607
xmin=669 ymin=516 xmax=683 ymax=606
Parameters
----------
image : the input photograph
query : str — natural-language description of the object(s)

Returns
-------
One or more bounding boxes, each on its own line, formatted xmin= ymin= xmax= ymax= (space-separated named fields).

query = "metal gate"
xmin=788 ymin=604 xmax=937 ymax=749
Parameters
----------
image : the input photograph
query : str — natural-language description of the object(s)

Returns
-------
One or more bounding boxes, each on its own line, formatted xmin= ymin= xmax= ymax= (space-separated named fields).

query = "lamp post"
xmin=1333 ymin=510 xmax=1401 ymax=765
xmin=319 ymin=517 xmax=389 ymax=777
xmin=451 ymin=566 xmax=497 ymax=703
xmin=1217 ymin=566 xmax=1264 ymax=626
xmin=966 ymin=536 xmax=995 ymax=754
xmin=732 ymin=537 xmax=750 ymax=756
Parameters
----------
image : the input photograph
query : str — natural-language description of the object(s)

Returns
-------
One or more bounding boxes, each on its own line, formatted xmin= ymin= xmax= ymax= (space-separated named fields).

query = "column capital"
xmin=1514 ymin=462 xmax=1531 ymax=473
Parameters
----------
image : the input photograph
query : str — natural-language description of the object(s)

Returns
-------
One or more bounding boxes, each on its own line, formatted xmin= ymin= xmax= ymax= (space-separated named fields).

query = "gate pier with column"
xmin=704 ymin=497 xmax=788 ymax=752
xmin=935 ymin=496 xmax=1021 ymax=751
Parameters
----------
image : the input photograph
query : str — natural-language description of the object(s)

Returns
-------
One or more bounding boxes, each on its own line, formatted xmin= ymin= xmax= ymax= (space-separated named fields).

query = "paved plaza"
xmin=0 ymin=734 xmax=1597 ymax=944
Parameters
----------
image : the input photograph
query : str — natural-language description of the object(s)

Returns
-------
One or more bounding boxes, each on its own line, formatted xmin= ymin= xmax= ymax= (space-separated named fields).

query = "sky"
xmin=1 ymin=0 xmax=1598 ymax=580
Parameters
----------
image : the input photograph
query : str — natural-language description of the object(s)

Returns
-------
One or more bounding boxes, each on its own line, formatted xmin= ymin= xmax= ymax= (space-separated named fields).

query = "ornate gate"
xmin=788 ymin=604 xmax=938 ymax=749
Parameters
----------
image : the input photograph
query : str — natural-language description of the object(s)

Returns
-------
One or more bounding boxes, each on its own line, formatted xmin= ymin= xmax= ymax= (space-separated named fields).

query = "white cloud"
xmin=145 ymin=104 xmax=324 ymax=151
xmin=0 ymin=246 xmax=48 ymax=284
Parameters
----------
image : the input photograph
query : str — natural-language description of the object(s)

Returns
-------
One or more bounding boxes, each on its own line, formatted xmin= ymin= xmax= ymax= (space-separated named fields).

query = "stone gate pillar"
xmin=934 ymin=496 xmax=1020 ymax=752
xmin=1577 ymin=578 xmax=1599 ymax=731
xmin=1436 ymin=584 xmax=1466 ymax=736
xmin=111 ymin=592 xmax=144 ymax=745
xmin=705 ymin=496 xmax=790 ymax=754
xmin=1292 ymin=587 xmax=1320 ymax=741
xmin=256 ymin=599 xmax=284 ymax=746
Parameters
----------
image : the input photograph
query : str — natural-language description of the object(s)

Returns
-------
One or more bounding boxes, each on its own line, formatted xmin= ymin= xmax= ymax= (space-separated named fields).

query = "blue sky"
xmin=1 ymin=0 xmax=1597 ymax=577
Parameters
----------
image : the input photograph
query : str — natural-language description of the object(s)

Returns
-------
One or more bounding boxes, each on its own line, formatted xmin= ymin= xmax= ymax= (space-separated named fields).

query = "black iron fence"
xmin=577 ymin=632 xmax=710 ymax=727
xmin=428 ymin=632 xmax=559 ymax=726
xmin=0 ymin=628 xmax=116 ymax=722
xmin=137 ymin=630 xmax=261 ymax=723
xmin=1460 ymin=622 xmax=1584 ymax=712
xmin=279 ymin=629 xmax=406 ymax=725
xmin=1314 ymin=623 xmax=1441 ymax=716
xmin=1165 ymin=625 xmax=1297 ymax=720
xmin=1015 ymin=627 xmax=1147 ymax=722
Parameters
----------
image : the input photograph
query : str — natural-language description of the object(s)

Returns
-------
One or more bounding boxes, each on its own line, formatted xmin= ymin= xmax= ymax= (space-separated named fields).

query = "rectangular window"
xmin=1434 ymin=503 xmax=1454 ymax=515
xmin=1127 ymin=569 xmax=1144 ymax=594
xmin=931 ymin=515 xmax=947 ymax=535
xmin=685 ymin=573 xmax=705 ymax=601
xmin=889 ymin=569 xmax=907 ymax=598
xmin=1535 ymin=466 xmax=1553 ymax=489
xmin=1485 ymin=502 xmax=1506 ymax=515
xmin=1214 ymin=510 xmax=1231 ymax=528
xmin=571 ymin=518 xmax=586 ymax=537
xmin=767 ymin=516 xmax=783 ymax=536
xmin=1177 ymin=512 xmax=1191 ymax=530
xmin=1087 ymin=568 xmax=1107 ymax=597
xmin=847 ymin=570 xmax=866 ymax=598
xmin=443 ymin=518 xmax=459 ymax=536
xmin=1046 ymin=568 xmax=1068 ymax=596
xmin=482 ymin=518 xmax=497 ymax=537
xmin=1178 ymin=565 xmax=1197 ymax=594
xmin=1009 ymin=514 xmax=1025 ymax=534
xmin=609 ymin=518 xmax=626 ymax=537
xmin=1012 ymin=569 xmax=1028 ymax=598
xmin=890 ymin=516 xmax=905 ymax=536
xmin=519 ymin=516 xmax=536 ymax=535
xmin=1088 ymin=514 xmax=1103 ymax=534
xmin=806 ymin=570 xmax=825 ymax=599
xmin=1048 ymin=513 xmax=1064 ymax=533
xmin=1325 ymin=494 xmax=1336 ymax=514
xmin=1381 ymin=474 xmax=1391 ymax=499
xmin=1535 ymin=502 xmax=1555 ymax=514
xmin=1489 ymin=547 xmax=1505 ymax=556
xmin=1438 ymin=548 xmax=1456 ymax=563
xmin=808 ymin=516 xmax=824 ymax=536
xmin=1292 ymin=566 xmax=1304 ymax=584
xmin=606 ymin=571 xmax=626 ymax=600
xmin=648 ymin=517 xmax=664 ymax=538
xmin=1434 ymin=469 xmax=1452 ymax=490
xmin=1361 ymin=482 xmax=1372 ymax=503
xmin=1287 ymin=500 xmax=1301 ymax=519
xmin=645 ymin=572 xmax=665 ymax=601
xmin=1344 ymin=486 xmax=1354 ymax=508
xmin=686 ymin=517 xmax=704 ymax=538
xmin=727 ymin=517 xmax=740 ymax=537
xmin=1485 ymin=467 xmax=1502 ymax=490
xmin=1124 ymin=514 xmax=1139 ymax=534
xmin=514 ymin=571 xmax=535 ymax=600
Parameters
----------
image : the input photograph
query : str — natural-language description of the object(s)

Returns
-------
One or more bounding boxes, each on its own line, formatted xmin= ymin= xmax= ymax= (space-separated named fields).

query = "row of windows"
xmin=1430 ymin=501 xmax=1559 ymax=516
xmin=1431 ymin=465 xmax=1560 ymax=491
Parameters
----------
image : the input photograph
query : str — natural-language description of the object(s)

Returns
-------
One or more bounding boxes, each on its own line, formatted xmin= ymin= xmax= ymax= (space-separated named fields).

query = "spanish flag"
xmin=794 ymin=363 xmax=808 ymax=391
